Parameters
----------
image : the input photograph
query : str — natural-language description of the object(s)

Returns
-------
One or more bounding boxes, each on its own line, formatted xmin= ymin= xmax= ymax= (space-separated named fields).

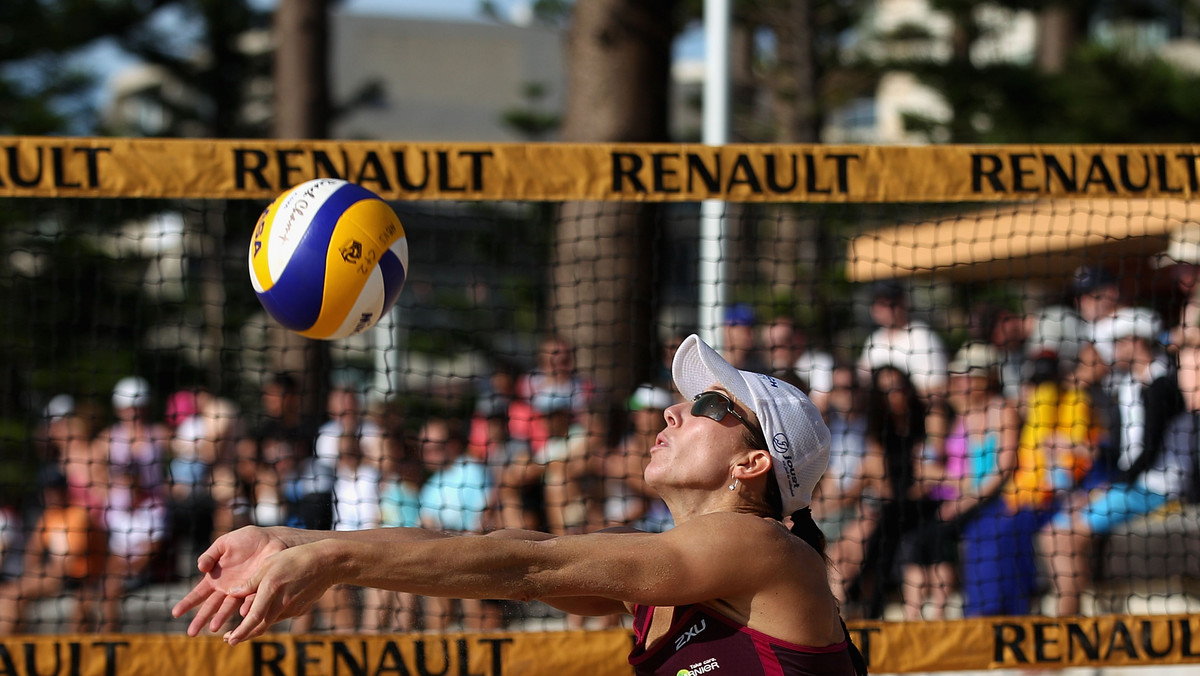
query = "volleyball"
xmin=248 ymin=178 xmax=409 ymax=340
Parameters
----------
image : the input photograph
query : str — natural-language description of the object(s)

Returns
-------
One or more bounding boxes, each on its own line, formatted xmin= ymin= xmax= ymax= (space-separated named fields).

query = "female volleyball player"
xmin=174 ymin=334 xmax=867 ymax=676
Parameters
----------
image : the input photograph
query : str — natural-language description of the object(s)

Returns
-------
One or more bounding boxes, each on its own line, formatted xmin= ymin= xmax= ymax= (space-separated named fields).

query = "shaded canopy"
xmin=845 ymin=200 xmax=1200 ymax=283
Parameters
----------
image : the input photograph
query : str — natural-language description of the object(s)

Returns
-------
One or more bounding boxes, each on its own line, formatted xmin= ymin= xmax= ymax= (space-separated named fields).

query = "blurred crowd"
xmin=3 ymin=257 xmax=1200 ymax=633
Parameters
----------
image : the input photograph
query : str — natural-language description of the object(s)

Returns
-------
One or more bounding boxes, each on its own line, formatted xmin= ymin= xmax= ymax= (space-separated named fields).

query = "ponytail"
xmin=789 ymin=507 xmax=828 ymax=561
xmin=763 ymin=476 xmax=829 ymax=559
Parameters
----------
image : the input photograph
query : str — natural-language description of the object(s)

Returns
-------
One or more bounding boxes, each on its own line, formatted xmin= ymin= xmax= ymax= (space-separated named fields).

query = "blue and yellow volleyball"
xmin=248 ymin=179 xmax=409 ymax=340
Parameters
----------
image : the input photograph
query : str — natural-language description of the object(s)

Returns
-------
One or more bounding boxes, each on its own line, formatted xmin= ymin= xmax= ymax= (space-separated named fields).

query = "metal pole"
xmin=699 ymin=0 xmax=730 ymax=349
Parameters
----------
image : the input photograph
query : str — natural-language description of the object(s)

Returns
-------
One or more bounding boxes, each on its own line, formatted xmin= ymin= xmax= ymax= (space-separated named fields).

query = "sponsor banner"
xmin=3 ymin=137 xmax=1200 ymax=202
xmin=0 ymin=615 xmax=1196 ymax=674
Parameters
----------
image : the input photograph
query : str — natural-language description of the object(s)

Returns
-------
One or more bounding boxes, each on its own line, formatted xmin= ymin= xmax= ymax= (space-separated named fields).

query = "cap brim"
xmin=672 ymin=335 xmax=755 ymax=413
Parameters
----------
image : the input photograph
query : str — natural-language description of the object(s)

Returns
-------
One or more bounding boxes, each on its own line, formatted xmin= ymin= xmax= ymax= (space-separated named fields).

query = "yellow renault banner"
xmin=1 ymin=614 xmax=1197 ymax=674
xmin=3 ymin=137 xmax=1200 ymax=202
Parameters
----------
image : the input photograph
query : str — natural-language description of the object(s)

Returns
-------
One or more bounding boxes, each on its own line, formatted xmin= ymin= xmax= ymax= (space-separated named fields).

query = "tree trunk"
xmin=768 ymin=0 xmax=819 ymax=144
xmin=555 ymin=0 xmax=676 ymax=402
xmin=273 ymin=0 xmax=331 ymax=139
xmin=272 ymin=0 xmax=331 ymax=419
xmin=1036 ymin=5 xmax=1076 ymax=74
xmin=758 ymin=0 xmax=821 ymax=308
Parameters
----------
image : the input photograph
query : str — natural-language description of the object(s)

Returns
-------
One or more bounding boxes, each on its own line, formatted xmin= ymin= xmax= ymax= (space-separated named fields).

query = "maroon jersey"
xmin=629 ymin=603 xmax=859 ymax=676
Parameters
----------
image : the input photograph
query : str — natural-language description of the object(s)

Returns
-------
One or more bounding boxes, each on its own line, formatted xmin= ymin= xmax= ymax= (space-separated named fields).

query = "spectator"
xmin=1041 ymin=307 xmax=1185 ymax=616
xmin=812 ymin=365 xmax=870 ymax=549
xmin=0 ymin=467 xmax=105 ymax=633
xmin=1026 ymin=305 xmax=1086 ymax=370
xmin=1071 ymin=266 xmax=1122 ymax=364
xmin=33 ymin=394 xmax=76 ymax=465
xmin=223 ymin=375 xmax=319 ymax=533
xmin=829 ymin=366 xmax=934 ymax=618
xmin=498 ymin=391 xmax=590 ymax=538
xmin=93 ymin=377 xmax=169 ymax=506
xmin=164 ymin=389 xmax=199 ymax=430
xmin=604 ymin=384 xmax=676 ymax=532
xmin=167 ymin=415 xmax=217 ymax=574
xmin=653 ymin=332 xmax=688 ymax=391
xmin=925 ymin=342 xmax=1021 ymax=618
xmin=43 ymin=400 xmax=106 ymax=527
xmin=516 ymin=334 xmax=596 ymax=452
xmin=764 ymin=315 xmax=836 ymax=402
xmin=0 ymin=496 xmax=20 ymax=586
xmin=857 ymin=280 xmax=949 ymax=403
xmin=476 ymin=394 xmax=531 ymax=529
xmin=1008 ymin=348 xmax=1105 ymax=515
xmin=534 ymin=392 xmax=591 ymax=536
xmin=764 ymin=315 xmax=808 ymax=389
xmin=305 ymin=432 xmax=381 ymax=633
xmin=315 ymin=387 xmax=384 ymax=471
xmin=1162 ymin=340 xmax=1200 ymax=504
xmin=99 ymin=459 xmax=169 ymax=632
xmin=971 ymin=301 xmax=1028 ymax=403
xmin=371 ymin=426 xmax=424 ymax=632
xmin=468 ymin=360 xmax=526 ymax=456
xmin=722 ymin=303 xmax=768 ymax=373
xmin=417 ymin=417 xmax=496 ymax=631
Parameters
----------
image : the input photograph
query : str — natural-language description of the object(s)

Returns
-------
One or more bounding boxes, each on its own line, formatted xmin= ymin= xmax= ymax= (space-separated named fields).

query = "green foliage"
xmin=501 ymin=82 xmax=561 ymax=140
xmin=109 ymin=0 xmax=274 ymax=137
xmin=887 ymin=3 xmax=1200 ymax=143
xmin=0 ymin=0 xmax=188 ymax=134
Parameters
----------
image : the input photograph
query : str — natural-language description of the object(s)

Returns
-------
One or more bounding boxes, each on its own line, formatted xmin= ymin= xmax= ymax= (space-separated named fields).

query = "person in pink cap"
xmin=173 ymin=334 xmax=866 ymax=676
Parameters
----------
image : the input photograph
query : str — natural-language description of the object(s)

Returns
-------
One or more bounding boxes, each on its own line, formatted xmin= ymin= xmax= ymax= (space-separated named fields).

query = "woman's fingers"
xmin=171 ymin=578 xmax=213 ymax=619
xmin=225 ymin=589 xmax=278 ymax=646
xmin=209 ymin=594 xmax=243 ymax=633
xmin=195 ymin=538 xmax=225 ymax=574
xmin=240 ymin=593 xmax=256 ymax=618
xmin=186 ymin=589 xmax=227 ymax=637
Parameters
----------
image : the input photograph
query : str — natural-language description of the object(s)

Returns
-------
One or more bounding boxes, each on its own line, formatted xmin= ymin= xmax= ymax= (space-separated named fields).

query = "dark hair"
xmin=270 ymin=373 xmax=300 ymax=395
xmin=763 ymin=475 xmax=828 ymax=559
xmin=865 ymin=366 xmax=925 ymax=444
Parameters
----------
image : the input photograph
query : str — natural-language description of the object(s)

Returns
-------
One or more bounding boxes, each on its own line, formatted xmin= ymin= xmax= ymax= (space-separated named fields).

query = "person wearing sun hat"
xmin=175 ymin=334 xmax=866 ymax=676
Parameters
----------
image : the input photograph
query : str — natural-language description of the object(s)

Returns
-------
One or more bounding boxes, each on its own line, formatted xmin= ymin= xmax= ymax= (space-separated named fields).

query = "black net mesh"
xmin=0 ymin=186 xmax=1198 ymax=639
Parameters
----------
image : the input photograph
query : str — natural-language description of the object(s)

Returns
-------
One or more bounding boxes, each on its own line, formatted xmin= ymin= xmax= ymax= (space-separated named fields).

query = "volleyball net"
xmin=0 ymin=137 xmax=1198 ymax=673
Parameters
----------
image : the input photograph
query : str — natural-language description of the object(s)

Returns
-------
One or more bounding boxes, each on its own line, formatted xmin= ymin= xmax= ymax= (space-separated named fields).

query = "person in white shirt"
xmin=314 ymin=387 xmax=383 ymax=470
xmin=1041 ymin=307 xmax=1185 ymax=616
xmin=857 ymin=280 xmax=949 ymax=402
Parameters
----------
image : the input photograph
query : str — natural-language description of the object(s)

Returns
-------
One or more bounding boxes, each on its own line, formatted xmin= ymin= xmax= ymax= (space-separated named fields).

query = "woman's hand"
xmin=223 ymin=541 xmax=341 ymax=646
xmin=171 ymin=526 xmax=289 ymax=636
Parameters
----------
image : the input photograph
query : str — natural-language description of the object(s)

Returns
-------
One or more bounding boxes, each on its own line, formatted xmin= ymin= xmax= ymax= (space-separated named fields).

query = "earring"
xmin=729 ymin=476 xmax=738 ymax=491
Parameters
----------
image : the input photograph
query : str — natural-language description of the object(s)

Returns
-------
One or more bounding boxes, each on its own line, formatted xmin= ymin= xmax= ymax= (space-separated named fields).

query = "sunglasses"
xmin=691 ymin=391 xmax=766 ymax=449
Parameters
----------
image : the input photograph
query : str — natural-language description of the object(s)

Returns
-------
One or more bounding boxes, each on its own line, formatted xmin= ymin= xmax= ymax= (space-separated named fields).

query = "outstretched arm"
xmin=216 ymin=515 xmax=788 ymax=646
xmin=171 ymin=524 xmax=610 ymax=636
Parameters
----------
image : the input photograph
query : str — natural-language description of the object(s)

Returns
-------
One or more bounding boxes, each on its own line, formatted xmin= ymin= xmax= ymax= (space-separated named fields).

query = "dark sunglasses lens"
xmin=692 ymin=392 xmax=730 ymax=422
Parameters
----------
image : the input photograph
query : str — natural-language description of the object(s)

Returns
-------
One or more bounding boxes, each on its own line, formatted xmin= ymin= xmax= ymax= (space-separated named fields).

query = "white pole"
xmin=371 ymin=304 xmax=400 ymax=404
xmin=699 ymin=0 xmax=730 ymax=349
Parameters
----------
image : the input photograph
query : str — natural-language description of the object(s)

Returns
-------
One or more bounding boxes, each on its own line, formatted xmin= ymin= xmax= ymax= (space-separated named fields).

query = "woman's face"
xmin=643 ymin=385 xmax=756 ymax=493
xmin=949 ymin=371 xmax=988 ymax=401
xmin=876 ymin=369 xmax=910 ymax=414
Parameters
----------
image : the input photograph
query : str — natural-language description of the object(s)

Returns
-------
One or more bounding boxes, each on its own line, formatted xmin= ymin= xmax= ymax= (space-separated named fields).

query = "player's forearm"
xmin=318 ymin=535 xmax=552 ymax=602
xmin=266 ymin=524 xmax=561 ymax=551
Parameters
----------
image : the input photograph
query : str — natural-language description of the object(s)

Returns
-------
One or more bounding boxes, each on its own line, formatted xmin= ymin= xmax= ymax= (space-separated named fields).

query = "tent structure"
xmin=845 ymin=199 xmax=1200 ymax=283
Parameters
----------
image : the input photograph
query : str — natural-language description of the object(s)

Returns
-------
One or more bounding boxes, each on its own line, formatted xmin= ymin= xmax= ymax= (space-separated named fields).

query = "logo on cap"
xmin=773 ymin=433 xmax=800 ymax=495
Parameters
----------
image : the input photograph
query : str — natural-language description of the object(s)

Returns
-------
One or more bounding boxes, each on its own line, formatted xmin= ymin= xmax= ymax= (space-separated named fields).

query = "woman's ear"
xmin=732 ymin=449 xmax=773 ymax=482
